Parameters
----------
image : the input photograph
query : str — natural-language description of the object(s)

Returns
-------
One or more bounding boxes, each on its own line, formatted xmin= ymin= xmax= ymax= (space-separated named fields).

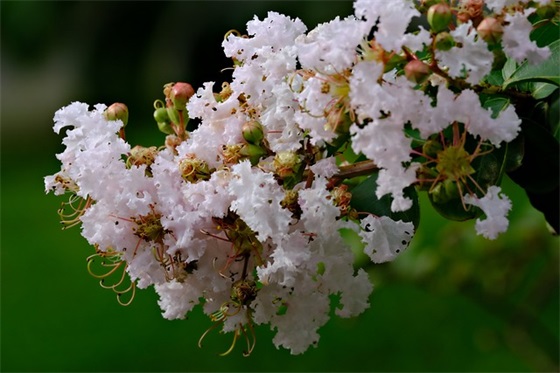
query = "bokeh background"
xmin=1 ymin=1 xmax=558 ymax=371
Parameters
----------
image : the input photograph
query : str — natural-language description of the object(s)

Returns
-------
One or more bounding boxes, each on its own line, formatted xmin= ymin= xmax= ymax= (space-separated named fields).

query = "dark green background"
xmin=1 ymin=1 xmax=558 ymax=371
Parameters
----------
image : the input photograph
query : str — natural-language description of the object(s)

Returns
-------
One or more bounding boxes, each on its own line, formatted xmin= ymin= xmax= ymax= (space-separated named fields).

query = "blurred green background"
xmin=1 ymin=1 xmax=558 ymax=371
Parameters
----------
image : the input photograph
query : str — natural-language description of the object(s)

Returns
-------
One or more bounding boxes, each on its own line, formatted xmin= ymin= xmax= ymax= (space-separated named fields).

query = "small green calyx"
xmin=179 ymin=154 xmax=213 ymax=183
xmin=430 ymin=178 xmax=460 ymax=203
xmin=428 ymin=3 xmax=453 ymax=33
xmin=230 ymin=279 xmax=258 ymax=306
xmin=436 ymin=145 xmax=475 ymax=180
xmin=239 ymin=143 xmax=268 ymax=166
xmin=434 ymin=32 xmax=455 ymax=51
xmin=104 ymin=103 xmax=129 ymax=126
xmin=133 ymin=210 xmax=167 ymax=244
xmin=273 ymin=151 xmax=302 ymax=179
xmin=127 ymin=145 xmax=158 ymax=176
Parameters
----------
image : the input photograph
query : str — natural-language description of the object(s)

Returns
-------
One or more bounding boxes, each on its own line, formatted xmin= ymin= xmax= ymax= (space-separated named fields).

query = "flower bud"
xmin=434 ymin=32 xmax=455 ymax=51
xmin=153 ymin=107 xmax=169 ymax=123
xmin=404 ymin=60 xmax=431 ymax=84
xmin=477 ymin=17 xmax=503 ymax=44
xmin=154 ymin=107 xmax=174 ymax=135
xmin=171 ymin=82 xmax=195 ymax=111
xmin=104 ymin=103 xmax=129 ymax=126
xmin=427 ymin=3 xmax=453 ymax=33
xmin=242 ymin=120 xmax=264 ymax=145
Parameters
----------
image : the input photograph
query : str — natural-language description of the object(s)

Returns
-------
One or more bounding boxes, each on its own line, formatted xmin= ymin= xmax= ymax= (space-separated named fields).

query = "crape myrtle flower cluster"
xmin=45 ymin=0 xmax=558 ymax=355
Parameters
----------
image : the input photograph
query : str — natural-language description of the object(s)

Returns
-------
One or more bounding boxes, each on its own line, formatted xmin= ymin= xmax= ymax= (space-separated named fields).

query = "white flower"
xmin=155 ymin=280 xmax=202 ymax=320
xmin=354 ymin=0 xmax=420 ymax=52
xmin=375 ymin=164 xmax=420 ymax=212
xmin=503 ymin=9 xmax=551 ymax=64
xmin=228 ymin=161 xmax=292 ymax=244
xmin=464 ymin=186 xmax=512 ymax=239
xmin=222 ymin=11 xmax=306 ymax=63
xmin=429 ymin=86 xmax=522 ymax=147
xmin=310 ymin=157 xmax=339 ymax=178
xmin=436 ymin=21 xmax=494 ymax=84
xmin=358 ymin=215 xmax=414 ymax=263
xmin=296 ymin=16 xmax=367 ymax=72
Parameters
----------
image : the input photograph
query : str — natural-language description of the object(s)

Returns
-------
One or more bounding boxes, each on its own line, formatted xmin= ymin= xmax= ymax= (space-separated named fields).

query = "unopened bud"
xmin=154 ymin=107 xmax=174 ymax=135
xmin=434 ymin=32 xmax=455 ymax=51
xmin=104 ymin=103 xmax=129 ymax=126
xmin=242 ymin=120 xmax=264 ymax=145
xmin=171 ymin=82 xmax=195 ymax=111
xmin=404 ymin=60 xmax=432 ymax=84
xmin=477 ymin=17 xmax=503 ymax=44
xmin=427 ymin=3 xmax=453 ymax=33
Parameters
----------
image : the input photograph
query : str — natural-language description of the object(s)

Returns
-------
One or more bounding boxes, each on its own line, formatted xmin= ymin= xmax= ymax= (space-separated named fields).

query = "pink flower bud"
xmin=404 ymin=60 xmax=431 ymax=84
xmin=477 ymin=17 xmax=503 ymax=44
xmin=104 ymin=103 xmax=129 ymax=126
xmin=171 ymin=82 xmax=195 ymax=111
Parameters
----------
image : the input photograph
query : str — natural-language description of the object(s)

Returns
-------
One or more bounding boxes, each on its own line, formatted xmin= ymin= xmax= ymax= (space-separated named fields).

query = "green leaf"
xmin=503 ymin=39 xmax=560 ymax=89
xmin=502 ymin=57 xmax=517 ymax=82
xmin=349 ymin=172 xmax=420 ymax=229
xmin=531 ymin=83 xmax=558 ymax=100
xmin=530 ymin=18 xmax=560 ymax=48
xmin=482 ymin=97 xmax=510 ymax=118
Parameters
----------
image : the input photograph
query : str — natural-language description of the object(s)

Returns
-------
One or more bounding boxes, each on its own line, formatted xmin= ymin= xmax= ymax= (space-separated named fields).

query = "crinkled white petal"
xmin=358 ymin=215 xmax=414 ymax=263
xmin=503 ymin=10 xmax=551 ymax=64
xmin=229 ymin=161 xmax=292 ymax=243
xmin=464 ymin=186 xmax=512 ymax=239
xmin=436 ymin=21 xmax=493 ymax=84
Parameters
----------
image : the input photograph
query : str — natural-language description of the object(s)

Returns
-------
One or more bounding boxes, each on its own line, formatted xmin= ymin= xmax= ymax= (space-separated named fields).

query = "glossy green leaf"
xmin=349 ymin=172 xmax=420 ymax=229
xmin=483 ymin=97 xmax=510 ymax=118
xmin=503 ymin=39 xmax=560 ymax=89
xmin=502 ymin=57 xmax=517 ymax=82
xmin=531 ymin=83 xmax=558 ymax=100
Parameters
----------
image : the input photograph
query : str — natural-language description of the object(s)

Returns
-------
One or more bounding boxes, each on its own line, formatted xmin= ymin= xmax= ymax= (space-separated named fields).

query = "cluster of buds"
xmin=45 ymin=0 xmax=557 ymax=356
